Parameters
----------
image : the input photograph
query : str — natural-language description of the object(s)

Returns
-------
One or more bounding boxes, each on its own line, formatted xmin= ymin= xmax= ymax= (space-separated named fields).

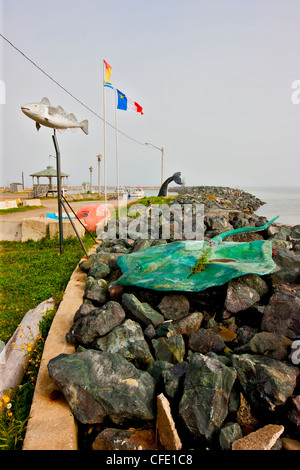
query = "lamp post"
xmin=97 ymin=154 xmax=102 ymax=197
xmin=145 ymin=143 xmax=164 ymax=186
xmin=89 ymin=166 xmax=93 ymax=193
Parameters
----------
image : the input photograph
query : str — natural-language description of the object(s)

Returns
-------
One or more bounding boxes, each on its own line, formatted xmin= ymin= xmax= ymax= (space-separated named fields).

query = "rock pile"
xmin=47 ymin=194 xmax=300 ymax=451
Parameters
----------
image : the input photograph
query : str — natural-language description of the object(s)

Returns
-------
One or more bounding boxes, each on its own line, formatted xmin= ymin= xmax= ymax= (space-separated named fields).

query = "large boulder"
xmin=261 ymin=290 xmax=300 ymax=339
xmin=225 ymin=274 xmax=268 ymax=314
xmin=93 ymin=318 xmax=155 ymax=368
xmin=179 ymin=353 xmax=237 ymax=440
xmin=231 ymin=354 xmax=300 ymax=412
xmin=66 ymin=301 xmax=125 ymax=345
xmin=48 ymin=349 xmax=156 ymax=425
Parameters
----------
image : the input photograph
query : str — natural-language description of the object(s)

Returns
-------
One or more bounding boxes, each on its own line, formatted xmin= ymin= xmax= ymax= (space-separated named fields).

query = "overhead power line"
xmin=0 ymin=32 xmax=146 ymax=146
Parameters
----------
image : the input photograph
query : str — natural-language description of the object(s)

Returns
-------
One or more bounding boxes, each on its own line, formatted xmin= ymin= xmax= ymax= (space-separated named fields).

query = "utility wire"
xmin=0 ymin=32 xmax=146 ymax=146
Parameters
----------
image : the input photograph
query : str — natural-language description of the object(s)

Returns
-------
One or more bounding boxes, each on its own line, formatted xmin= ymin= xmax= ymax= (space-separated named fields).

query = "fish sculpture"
xmin=21 ymin=97 xmax=88 ymax=134
xmin=117 ymin=216 xmax=279 ymax=292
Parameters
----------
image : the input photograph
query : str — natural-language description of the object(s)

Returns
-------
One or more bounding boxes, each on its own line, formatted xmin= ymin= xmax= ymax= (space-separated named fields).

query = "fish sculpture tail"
xmin=80 ymin=120 xmax=89 ymax=135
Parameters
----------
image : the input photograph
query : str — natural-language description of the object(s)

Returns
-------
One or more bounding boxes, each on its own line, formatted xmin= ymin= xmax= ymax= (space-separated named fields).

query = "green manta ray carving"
xmin=116 ymin=216 xmax=279 ymax=292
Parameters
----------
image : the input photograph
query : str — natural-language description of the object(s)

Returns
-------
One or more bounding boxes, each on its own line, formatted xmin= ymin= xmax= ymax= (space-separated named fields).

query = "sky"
xmin=1 ymin=0 xmax=300 ymax=190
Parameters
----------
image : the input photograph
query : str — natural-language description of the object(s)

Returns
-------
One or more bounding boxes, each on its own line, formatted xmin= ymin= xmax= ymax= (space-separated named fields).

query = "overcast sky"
xmin=1 ymin=0 xmax=300 ymax=189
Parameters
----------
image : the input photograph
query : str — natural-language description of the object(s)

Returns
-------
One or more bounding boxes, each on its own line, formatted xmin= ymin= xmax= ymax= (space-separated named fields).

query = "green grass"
xmin=0 ymin=205 xmax=45 ymax=215
xmin=0 ymin=234 xmax=95 ymax=449
xmin=0 ymin=234 xmax=94 ymax=343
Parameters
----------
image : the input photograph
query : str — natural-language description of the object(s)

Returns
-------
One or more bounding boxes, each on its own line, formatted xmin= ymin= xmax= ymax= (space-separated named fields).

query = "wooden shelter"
xmin=29 ymin=165 xmax=69 ymax=197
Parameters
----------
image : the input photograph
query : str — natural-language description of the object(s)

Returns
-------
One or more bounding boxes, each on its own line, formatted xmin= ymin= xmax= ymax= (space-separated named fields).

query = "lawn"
xmin=0 ymin=234 xmax=95 ymax=450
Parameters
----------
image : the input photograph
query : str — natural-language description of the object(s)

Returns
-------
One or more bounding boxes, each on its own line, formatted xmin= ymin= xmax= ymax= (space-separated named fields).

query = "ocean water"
xmin=243 ymin=187 xmax=300 ymax=227
xmin=143 ymin=187 xmax=300 ymax=227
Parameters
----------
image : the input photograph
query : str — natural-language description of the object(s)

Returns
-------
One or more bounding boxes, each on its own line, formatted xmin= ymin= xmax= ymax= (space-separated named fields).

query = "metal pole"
xmin=161 ymin=147 xmax=164 ymax=186
xmin=61 ymin=194 xmax=97 ymax=243
xmin=115 ymin=89 xmax=120 ymax=218
xmin=89 ymin=166 xmax=93 ymax=193
xmin=60 ymin=198 xmax=89 ymax=257
xmin=97 ymin=154 xmax=102 ymax=197
xmin=103 ymin=61 xmax=108 ymax=223
xmin=52 ymin=130 xmax=63 ymax=254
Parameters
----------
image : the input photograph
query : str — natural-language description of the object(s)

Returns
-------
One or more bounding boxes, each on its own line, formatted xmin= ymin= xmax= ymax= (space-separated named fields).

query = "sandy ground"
xmin=0 ymin=192 xmax=126 ymax=222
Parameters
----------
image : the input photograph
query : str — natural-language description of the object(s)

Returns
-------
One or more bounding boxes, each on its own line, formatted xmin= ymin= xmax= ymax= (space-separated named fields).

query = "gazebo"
xmin=30 ymin=165 xmax=70 ymax=197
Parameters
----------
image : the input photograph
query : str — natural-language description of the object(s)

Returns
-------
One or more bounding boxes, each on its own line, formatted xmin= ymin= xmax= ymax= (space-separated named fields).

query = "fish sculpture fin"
xmin=41 ymin=97 xmax=51 ymax=105
xmin=57 ymin=128 xmax=67 ymax=134
xmin=80 ymin=119 xmax=89 ymax=135
xmin=36 ymin=122 xmax=41 ymax=132
xmin=57 ymin=106 xmax=65 ymax=112
xmin=69 ymin=113 xmax=77 ymax=122
xmin=71 ymin=128 xmax=78 ymax=133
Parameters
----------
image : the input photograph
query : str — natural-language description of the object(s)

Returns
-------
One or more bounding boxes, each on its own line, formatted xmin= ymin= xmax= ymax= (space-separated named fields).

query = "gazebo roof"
xmin=30 ymin=165 xmax=70 ymax=177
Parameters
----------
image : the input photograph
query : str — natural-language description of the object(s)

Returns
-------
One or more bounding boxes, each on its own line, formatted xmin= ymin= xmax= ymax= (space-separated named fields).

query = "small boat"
xmin=128 ymin=187 xmax=144 ymax=198
xmin=77 ymin=204 xmax=111 ymax=232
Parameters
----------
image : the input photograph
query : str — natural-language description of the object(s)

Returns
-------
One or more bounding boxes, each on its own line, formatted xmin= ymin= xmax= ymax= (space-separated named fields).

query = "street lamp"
xmin=145 ymin=143 xmax=164 ymax=186
xmin=89 ymin=166 xmax=93 ymax=193
xmin=97 ymin=154 xmax=102 ymax=196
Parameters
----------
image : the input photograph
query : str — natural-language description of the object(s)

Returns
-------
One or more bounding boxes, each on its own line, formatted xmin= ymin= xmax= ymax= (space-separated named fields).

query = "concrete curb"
xmin=22 ymin=249 xmax=95 ymax=450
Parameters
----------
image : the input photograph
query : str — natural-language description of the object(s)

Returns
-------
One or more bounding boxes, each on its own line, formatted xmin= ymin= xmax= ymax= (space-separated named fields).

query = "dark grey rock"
xmin=84 ymin=278 xmax=108 ymax=305
xmin=93 ymin=319 xmax=155 ymax=368
xmin=158 ymin=294 xmax=190 ymax=320
xmin=152 ymin=334 xmax=185 ymax=363
xmin=231 ymin=353 xmax=300 ymax=412
xmin=188 ymin=328 xmax=225 ymax=354
xmin=48 ymin=349 xmax=156 ymax=425
xmin=122 ymin=293 xmax=164 ymax=326
xmin=66 ymin=301 xmax=125 ymax=345
xmin=179 ymin=353 xmax=237 ymax=440
xmin=261 ymin=290 xmax=300 ymax=339
xmin=225 ymin=274 xmax=268 ymax=313
xmin=219 ymin=422 xmax=243 ymax=450
xmin=234 ymin=331 xmax=292 ymax=361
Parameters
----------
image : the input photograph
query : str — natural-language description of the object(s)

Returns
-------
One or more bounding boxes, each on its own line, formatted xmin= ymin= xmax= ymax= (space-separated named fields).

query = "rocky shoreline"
xmin=47 ymin=188 xmax=300 ymax=451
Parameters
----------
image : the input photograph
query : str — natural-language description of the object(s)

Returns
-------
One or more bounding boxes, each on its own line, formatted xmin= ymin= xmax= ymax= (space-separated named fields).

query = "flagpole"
xmin=103 ymin=60 xmax=107 ymax=224
xmin=115 ymin=89 xmax=120 ymax=221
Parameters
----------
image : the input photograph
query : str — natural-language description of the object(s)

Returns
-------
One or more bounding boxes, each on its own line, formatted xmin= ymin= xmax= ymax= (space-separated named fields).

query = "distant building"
xmin=10 ymin=182 xmax=23 ymax=192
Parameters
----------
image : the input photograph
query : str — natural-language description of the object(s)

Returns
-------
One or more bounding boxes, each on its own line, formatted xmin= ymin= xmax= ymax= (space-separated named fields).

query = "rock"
xmin=158 ymin=294 xmax=190 ymax=320
xmin=236 ymin=392 xmax=259 ymax=433
xmin=179 ymin=353 xmax=237 ymax=440
xmin=107 ymin=280 xmax=123 ymax=300
xmin=144 ymin=323 xmax=156 ymax=340
xmin=79 ymin=254 xmax=96 ymax=272
xmin=236 ymin=325 xmax=258 ymax=345
xmin=288 ymin=396 xmax=300 ymax=427
xmin=225 ymin=274 xmax=268 ymax=314
xmin=122 ymin=293 xmax=164 ymax=327
xmin=152 ymin=335 xmax=185 ymax=363
xmin=231 ymin=354 xmax=300 ymax=411
xmin=173 ymin=312 xmax=203 ymax=336
xmin=93 ymin=318 xmax=155 ymax=368
xmin=92 ymin=427 xmax=157 ymax=450
xmin=157 ymin=393 xmax=182 ymax=450
xmin=73 ymin=302 xmax=95 ymax=322
xmin=234 ymin=331 xmax=292 ymax=361
xmin=261 ymin=290 xmax=300 ymax=339
xmin=88 ymin=258 xmax=110 ymax=279
xmin=273 ymin=248 xmax=300 ymax=270
xmin=291 ymin=225 xmax=300 ymax=239
xmin=66 ymin=301 xmax=126 ymax=345
xmin=281 ymin=437 xmax=300 ymax=450
xmin=48 ymin=349 xmax=156 ymax=425
xmin=84 ymin=278 xmax=108 ymax=305
xmin=188 ymin=328 xmax=225 ymax=354
xmin=161 ymin=362 xmax=189 ymax=399
xmin=219 ymin=423 xmax=243 ymax=450
xmin=0 ymin=340 xmax=6 ymax=353
xmin=232 ymin=424 xmax=284 ymax=450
